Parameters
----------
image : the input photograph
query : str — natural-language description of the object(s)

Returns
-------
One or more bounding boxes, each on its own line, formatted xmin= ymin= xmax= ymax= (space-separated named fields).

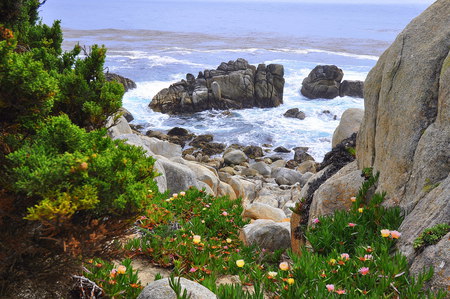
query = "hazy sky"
xmin=179 ymin=0 xmax=435 ymax=3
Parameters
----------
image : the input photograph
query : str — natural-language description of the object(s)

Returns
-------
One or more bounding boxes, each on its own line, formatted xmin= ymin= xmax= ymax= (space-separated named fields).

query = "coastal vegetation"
xmin=0 ymin=1 xmax=447 ymax=298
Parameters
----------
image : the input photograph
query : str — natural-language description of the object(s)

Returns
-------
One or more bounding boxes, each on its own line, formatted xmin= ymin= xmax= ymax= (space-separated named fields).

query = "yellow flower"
xmin=329 ymin=258 xmax=337 ymax=265
xmin=358 ymin=208 xmax=364 ymax=213
xmin=380 ymin=229 xmax=390 ymax=238
xmin=180 ymin=191 xmax=185 ymax=196
xmin=236 ymin=259 xmax=245 ymax=267
xmin=117 ymin=265 xmax=126 ymax=274
xmin=287 ymin=278 xmax=295 ymax=285
xmin=172 ymin=193 xmax=178 ymax=198
xmin=279 ymin=262 xmax=289 ymax=271
xmin=226 ymin=238 xmax=232 ymax=243
xmin=193 ymin=235 xmax=201 ymax=244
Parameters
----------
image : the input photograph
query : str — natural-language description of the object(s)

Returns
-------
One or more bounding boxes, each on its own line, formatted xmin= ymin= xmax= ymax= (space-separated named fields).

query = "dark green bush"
xmin=413 ymin=223 xmax=450 ymax=251
xmin=6 ymin=115 xmax=159 ymax=222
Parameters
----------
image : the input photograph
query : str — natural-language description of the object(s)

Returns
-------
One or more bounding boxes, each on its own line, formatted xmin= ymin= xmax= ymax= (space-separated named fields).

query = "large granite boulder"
xmin=150 ymin=58 xmax=285 ymax=114
xmin=339 ymin=80 xmax=364 ymax=98
xmin=240 ymin=219 xmax=291 ymax=252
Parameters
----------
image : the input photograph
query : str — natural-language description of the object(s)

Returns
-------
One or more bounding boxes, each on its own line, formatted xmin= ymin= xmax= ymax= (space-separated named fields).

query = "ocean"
xmin=41 ymin=0 xmax=429 ymax=161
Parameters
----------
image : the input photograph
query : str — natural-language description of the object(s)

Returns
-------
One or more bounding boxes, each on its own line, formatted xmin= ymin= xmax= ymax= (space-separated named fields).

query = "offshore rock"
xmin=150 ymin=58 xmax=285 ymax=114
xmin=105 ymin=72 xmax=137 ymax=92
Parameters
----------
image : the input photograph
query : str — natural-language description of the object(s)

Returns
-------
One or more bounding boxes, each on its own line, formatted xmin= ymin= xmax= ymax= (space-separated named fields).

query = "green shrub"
xmin=6 ymin=115 xmax=159 ymax=222
xmin=413 ymin=223 xmax=450 ymax=250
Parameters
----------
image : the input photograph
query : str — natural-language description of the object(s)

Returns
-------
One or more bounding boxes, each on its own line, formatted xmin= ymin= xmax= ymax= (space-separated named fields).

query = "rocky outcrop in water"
xmin=300 ymin=65 xmax=364 ymax=99
xmin=150 ymin=58 xmax=285 ymax=114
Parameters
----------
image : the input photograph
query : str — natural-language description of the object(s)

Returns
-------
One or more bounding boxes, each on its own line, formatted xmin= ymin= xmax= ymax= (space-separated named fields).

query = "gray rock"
xmin=137 ymin=277 xmax=217 ymax=299
xmin=296 ymin=160 xmax=317 ymax=174
xmin=115 ymin=134 xmax=182 ymax=159
xmin=272 ymin=167 xmax=305 ymax=186
xmin=243 ymin=202 xmax=287 ymax=221
xmin=332 ymin=108 xmax=364 ymax=147
xmin=308 ymin=161 xmax=365 ymax=224
xmin=241 ymin=219 xmax=291 ymax=251
xmin=105 ymin=72 xmax=137 ymax=92
xmin=301 ymin=65 xmax=343 ymax=99
xmin=339 ymin=80 xmax=364 ymax=98
xmin=241 ymin=168 xmax=259 ymax=177
xmin=118 ymin=107 xmax=134 ymax=122
xmin=150 ymin=59 xmax=284 ymax=114
xmin=283 ymin=108 xmax=306 ymax=120
xmin=250 ymin=161 xmax=271 ymax=177
xmin=224 ymin=150 xmax=248 ymax=165
xmin=274 ymin=146 xmax=290 ymax=153
xmin=156 ymin=156 xmax=199 ymax=194
xmin=106 ymin=115 xmax=132 ymax=138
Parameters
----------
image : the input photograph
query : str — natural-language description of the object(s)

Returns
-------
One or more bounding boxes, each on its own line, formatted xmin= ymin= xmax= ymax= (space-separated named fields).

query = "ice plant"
xmin=359 ymin=267 xmax=370 ymax=275
xmin=312 ymin=218 xmax=320 ymax=224
xmin=279 ymin=262 xmax=289 ymax=271
xmin=358 ymin=208 xmax=364 ymax=213
xmin=381 ymin=229 xmax=390 ymax=237
xmin=117 ymin=265 xmax=126 ymax=274
xmin=340 ymin=253 xmax=350 ymax=260
xmin=326 ymin=284 xmax=335 ymax=292
xmin=287 ymin=278 xmax=295 ymax=285
xmin=179 ymin=191 xmax=185 ymax=196
xmin=189 ymin=267 xmax=197 ymax=273
xmin=193 ymin=235 xmax=201 ymax=244
xmin=236 ymin=259 xmax=245 ymax=268
xmin=350 ymin=196 xmax=356 ymax=202
xmin=390 ymin=230 xmax=401 ymax=239
xmin=226 ymin=238 xmax=232 ymax=243
xmin=364 ymin=254 xmax=373 ymax=260
xmin=348 ymin=222 xmax=357 ymax=227
xmin=336 ymin=289 xmax=346 ymax=295
xmin=268 ymin=271 xmax=277 ymax=278
xmin=172 ymin=193 xmax=178 ymax=198
xmin=222 ymin=211 xmax=228 ymax=216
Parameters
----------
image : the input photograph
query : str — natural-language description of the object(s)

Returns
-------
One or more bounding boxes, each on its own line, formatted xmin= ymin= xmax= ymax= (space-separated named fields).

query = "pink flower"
xmin=326 ymin=284 xmax=335 ymax=292
xmin=279 ymin=262 xmax=289 ymax=271
xmin=359 ymin=267 xmax=370 ymax=275
xmin=348 ymin=223 xmax=357 ymax=227
xmin=336 ymin=289 xmax=346 ymax=295
xmin=221 ymin=211 xmax=228 ymax=216
xmin=350 ymin=196 xmax=357 ymax=202
xmin=380 ymin=229 xmax=390 ymax=237
xmin=223 ymin=246 xmax=228 ymax=249
xmin=312 ymin=218 xmax=320 ymax=224
xmin=189 ymin=267 xmax=197 ymax=273
xmin=390 ymin=230 xmax=401 ymax=239
xmin=364 ymin=254 xmax=373 ymax=260
xmin=340 ymin=253 xmax=350 ymax=260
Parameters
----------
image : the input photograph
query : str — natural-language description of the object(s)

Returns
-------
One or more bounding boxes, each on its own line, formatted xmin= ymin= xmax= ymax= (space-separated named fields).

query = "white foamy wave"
xmin=272 ymin=48 xmax=379 ymax=61
xmin=108 ymin=51 xmax=209 ymax=68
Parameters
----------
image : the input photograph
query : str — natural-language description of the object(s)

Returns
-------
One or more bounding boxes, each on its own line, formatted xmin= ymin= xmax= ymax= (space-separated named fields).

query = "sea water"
xmin=41 ymin=0 xmax=429 ymax=161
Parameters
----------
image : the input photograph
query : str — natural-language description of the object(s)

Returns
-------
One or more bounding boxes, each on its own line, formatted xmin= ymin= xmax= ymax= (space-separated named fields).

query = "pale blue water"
xmin=41 ymin=0 xmax=429 ymax=160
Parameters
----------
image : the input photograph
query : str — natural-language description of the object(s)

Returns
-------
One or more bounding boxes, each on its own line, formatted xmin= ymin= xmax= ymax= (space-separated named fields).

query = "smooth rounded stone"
xmin=219 ymin=166 xmax=236 ymax=175
xmin=283 ymin=108 xmax=306 ymax=120
xmin=239 ymin=179 xmax=259 ymax=201
xmin=228 ymin=176 xmax=245 ymax=199
xmin=118 ymin=107 xmax=134 ymax=122
xmin=308 ymin=162 xmax=364 ymax=224
xmin=184 ymin=154 xmax=196 ymax=161
xmin=240 ymin=219 xmax=291 ymax=252
xmin=137 ymin=277 xmax=217 ymax=299
xmin=296 ymin=160 xmax=317 ymax=174
xmin=271 ymin=167 xmax=304 ymax=186
xmin=270 ymin=159 xmax=287 ymax=169
xmin=155 ymin=155 xmax=200 ymax=194
xmin=218 ymin=171 xmax=232 ymax=182
xmin=167 ymin=127 xmax=189 ymax=136
xmin=106 ymin=115 xmax=132 ymax=138
xmin=198 ymin=181 xmax=214 ymax=195
xmin=285 ymin=160 xmax=299 ymax=169
xmin=274 ymin=146 xmax=290 ymax=153
xmin=302 ymin=172 xmax=314 ymax=182
xmin=217 ymin=181 xmax=237 ymax=200
xmin=332 ymin=108 xmax=364 ymax=147
xmin=264 ymin=177 xmax=277 ymax=185
xmin=184 ymin=161 xmax=220 ymax=194
xmin=241 ymin=168 xmax=259 ymax=177
xmin=267 ymin=156 xmax=283 ymax=162
xmin=243 ymin=202 xmax=287 ymax=221
xmin=250 ymin=161 xmax=271 ymax=177
xmin=223 ymin=150 xmax=248 ymax=165
xmin=205 ymin=160 xmax=221 ymax=169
